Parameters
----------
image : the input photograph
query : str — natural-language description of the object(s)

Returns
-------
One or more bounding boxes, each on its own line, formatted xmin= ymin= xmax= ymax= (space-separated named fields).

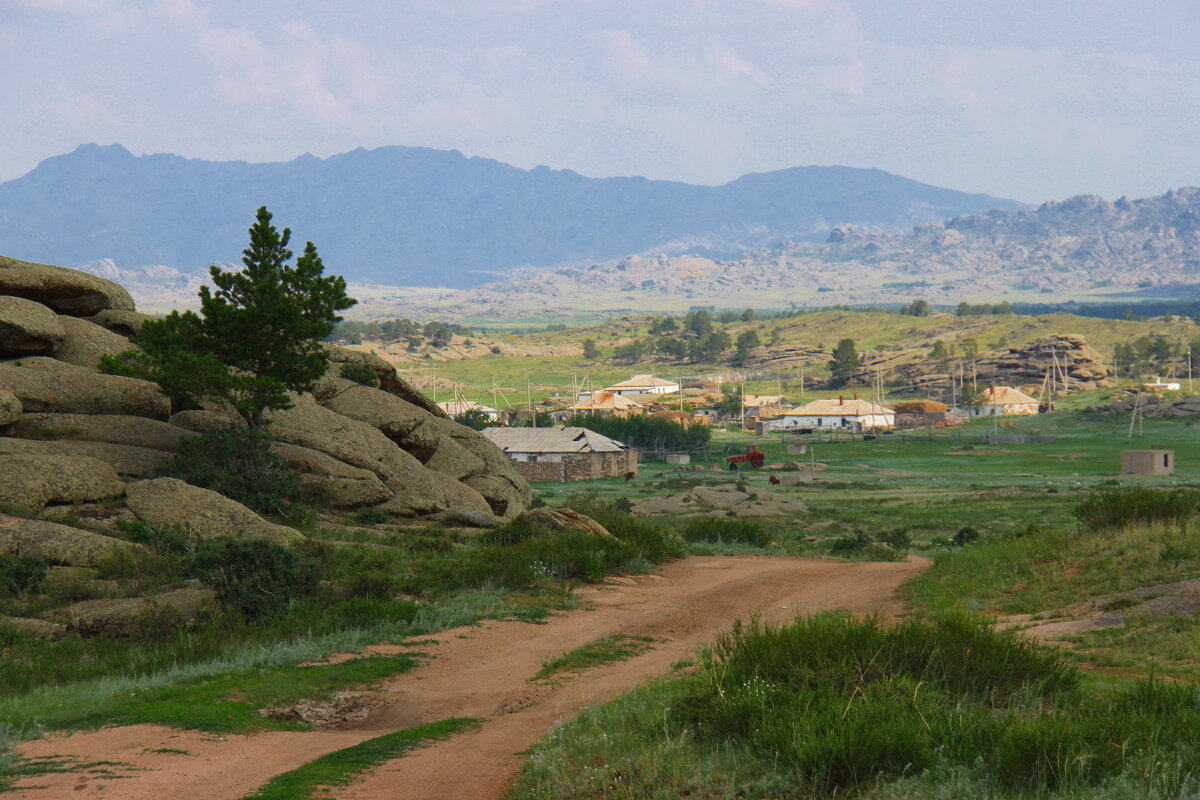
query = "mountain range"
xmin=432 ymin=187 xmax=1200 ymax=317
xmin=0 ymin=143 xmax=1022 ymax=289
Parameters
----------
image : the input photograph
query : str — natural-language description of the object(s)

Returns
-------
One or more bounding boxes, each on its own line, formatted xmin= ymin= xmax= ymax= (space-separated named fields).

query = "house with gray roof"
xmin=481 ymin=426 xmax=638 ymax=482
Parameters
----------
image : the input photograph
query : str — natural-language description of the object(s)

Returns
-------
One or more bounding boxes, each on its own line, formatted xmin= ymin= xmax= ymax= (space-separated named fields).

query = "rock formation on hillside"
xmin=850 ymin=334 xmax=1112 ymax=396
xmin=0 ymin=254 xmax=533 ymax=596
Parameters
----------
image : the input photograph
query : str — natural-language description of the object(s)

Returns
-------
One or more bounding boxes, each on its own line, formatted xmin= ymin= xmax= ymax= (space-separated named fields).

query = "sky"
xmin=2 ymin=0 xmax=1198 ymax=203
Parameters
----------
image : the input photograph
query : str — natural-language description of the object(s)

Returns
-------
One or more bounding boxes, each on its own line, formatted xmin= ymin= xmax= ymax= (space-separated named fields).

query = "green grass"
xmin=509 ymin=614 xmax=1200 ymax=799
xmin=533 ymin=635 xmax=656 ymax=682
xmin=0 ymin=754 xmax=126 ymax=793
xmin=241 ymin=717 xmax=477 ymax=800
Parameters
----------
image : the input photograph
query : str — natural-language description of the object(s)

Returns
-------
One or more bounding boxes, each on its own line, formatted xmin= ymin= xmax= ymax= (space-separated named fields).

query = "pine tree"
xmin=104 ymin=206 xmax=355 ymax=427
xmin=829 ymin=338 xmax=861 ymax=386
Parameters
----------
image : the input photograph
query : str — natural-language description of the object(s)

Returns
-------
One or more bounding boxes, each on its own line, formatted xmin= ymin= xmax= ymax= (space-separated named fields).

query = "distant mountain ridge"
xmin=0 ymin=143 xmax=1023 ymax=289
xmin=447 ymin=186 xmax=1200 ymax=314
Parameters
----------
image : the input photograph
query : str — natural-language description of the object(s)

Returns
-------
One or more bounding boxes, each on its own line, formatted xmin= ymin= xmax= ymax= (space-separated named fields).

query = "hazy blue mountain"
xmin=0 ymin=144 xmax=1024 ymax=288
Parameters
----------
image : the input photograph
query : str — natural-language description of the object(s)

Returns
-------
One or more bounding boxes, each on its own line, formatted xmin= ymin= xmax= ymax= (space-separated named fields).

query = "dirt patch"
xmin=15 ymin=555 xmax=927 ymax=800
xmin=998 ymin=577 xmax=1200 ymax=640
xmin=259 ymin=691 xmax=391 ymax=730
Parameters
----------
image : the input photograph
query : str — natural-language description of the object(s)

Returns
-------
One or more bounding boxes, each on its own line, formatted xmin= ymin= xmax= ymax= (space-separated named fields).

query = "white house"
xmin=437 ymin=399 xmax=500 ymax=422
xmin=1143 ymin=377 xmax=1182 ymax=391
xmin=761 ymin=397 xmax=894 ymax=432
xmin=600 ymin=374 xmax=680 ymax=396
xmin=971 ymin=386 xmax=1040 ymax=417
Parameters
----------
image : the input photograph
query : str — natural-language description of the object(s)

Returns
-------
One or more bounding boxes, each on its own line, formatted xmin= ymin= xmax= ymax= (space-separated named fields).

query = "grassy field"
xmin=506 ymin=409 xmax=1200 ymax=799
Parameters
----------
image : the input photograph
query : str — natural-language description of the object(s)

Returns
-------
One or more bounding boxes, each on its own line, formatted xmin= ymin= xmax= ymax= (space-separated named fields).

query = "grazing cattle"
xmin=624 ymin=471 xmax=637 ymax=482
xmin=768 ymin=474 xmax=781 ymax=485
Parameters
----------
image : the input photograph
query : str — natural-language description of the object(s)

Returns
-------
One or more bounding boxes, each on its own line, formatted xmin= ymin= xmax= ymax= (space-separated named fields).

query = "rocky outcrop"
xmin=0 ymin=295 xmax=65 ymax=355
xmin=521 ymin=507 xmax=615 ymax=539
xmin=0 ymin=437 xmax=170 ymax=478
xmin=15 ymin=412 xmax=192 ymax=451
xmin=852 ymin=334 xmax=1112 ymax=395
xmin=53 ymin=315 xmax=134 ymax=368
xmin=1089 ymin=393 xmax=1200 ymax=418
xmin=0 ymin=255 xmax=532 ymax=529
xmin=125 ymin=478 xmax=304 ymax=546
xmin=0 ymin=514 xmax=141 ymax=566
xmin=0 ymin=388 xmax=19 ymax=426
xmin=0 ymin=454 xmax=125 ymax=511
xmin=84 ymin=309 xmax=157 ymax=337
xmin=0 ymin=615 xmax=68 ymax=639
xmin=273 ymin=442 xmax=393 ymax=508
xmin=0 ymin=254 xmax=135 ymax=316
xmin=44 ymin=585 xmax=216 ymax=636
xmin=0 ymin=358 xmax=170 ymax=418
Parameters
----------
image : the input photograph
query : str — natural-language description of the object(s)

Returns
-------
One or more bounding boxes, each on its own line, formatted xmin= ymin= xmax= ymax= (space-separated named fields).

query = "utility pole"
xmin=527 ymin=381 xmax=536 ymax=428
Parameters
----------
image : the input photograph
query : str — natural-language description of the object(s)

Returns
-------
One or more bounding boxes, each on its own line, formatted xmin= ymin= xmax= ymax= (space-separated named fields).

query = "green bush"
xmin=159 ymin=426 xmax=300 ymax=514
xmin=829 ymin=530 xmax=871 ymax=553
xmin=1073 ymin=487 xmax=1199 ymax=529
xmin=0 ymin=556 xmax=47 ymax=596
xmin=682 ymin=518 xmax=771 ymax=548
xmin=877 ymin=528 xmax=912 ymax=550
xmin=338 ymin=361 xmax=379 ymax=387
xmin=184 ymin=539 xmax=320 ymax=622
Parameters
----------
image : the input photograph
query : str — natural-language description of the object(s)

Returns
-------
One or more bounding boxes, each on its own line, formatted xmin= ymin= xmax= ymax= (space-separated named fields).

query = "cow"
xmin=768 ymin=474 xmax=781 ymax=485
xmin=624 ymin=471 xmax=637 ymax=482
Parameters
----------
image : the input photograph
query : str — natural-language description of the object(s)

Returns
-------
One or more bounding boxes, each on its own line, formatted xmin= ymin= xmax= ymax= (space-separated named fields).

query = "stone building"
xmin=480 ymin=426 xmax=638 ymax=482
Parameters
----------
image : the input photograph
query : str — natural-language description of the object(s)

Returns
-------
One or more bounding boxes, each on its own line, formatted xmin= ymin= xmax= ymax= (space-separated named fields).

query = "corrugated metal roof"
xmin=481 ymin=426 xmax=630 ymax=453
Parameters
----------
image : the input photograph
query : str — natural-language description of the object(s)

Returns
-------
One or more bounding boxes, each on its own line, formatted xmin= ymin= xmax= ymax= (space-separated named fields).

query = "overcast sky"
xmin=2 ymin=0 xmax=1198 ymax=203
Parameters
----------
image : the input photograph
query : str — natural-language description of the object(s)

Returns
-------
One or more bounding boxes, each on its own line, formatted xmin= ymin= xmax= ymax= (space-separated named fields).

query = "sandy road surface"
xmin=16 ymin=555 xmax=927 ymax=799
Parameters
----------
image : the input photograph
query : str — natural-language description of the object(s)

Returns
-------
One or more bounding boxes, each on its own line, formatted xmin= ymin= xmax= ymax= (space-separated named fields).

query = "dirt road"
xmin=16 ymin=555 xmax=927 ymax=799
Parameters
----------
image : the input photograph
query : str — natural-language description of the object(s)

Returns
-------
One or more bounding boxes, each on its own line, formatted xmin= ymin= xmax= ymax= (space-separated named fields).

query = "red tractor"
xmin=727 ymin=445 xmax=766 ymax=471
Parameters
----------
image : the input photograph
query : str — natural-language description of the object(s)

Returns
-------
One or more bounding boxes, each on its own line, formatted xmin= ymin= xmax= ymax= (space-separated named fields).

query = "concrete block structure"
xmin=1120 ymin=450 xmax=1175 ymax=476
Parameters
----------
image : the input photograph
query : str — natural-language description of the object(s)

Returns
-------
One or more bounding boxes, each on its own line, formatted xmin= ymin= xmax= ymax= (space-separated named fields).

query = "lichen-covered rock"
xmin=0 ymin=389 xmax=20 ymax=426
xmin=0 ymin=616 xmax=68 ymax=639
xmin=462 ymin=474 xmax=529 ymax=519
xmin=45 ymin=586 xmax=216 ymax=637
xmin=423 ymin=436 xmax=487 ymax=481
xmin=168 ymin=409 xmax=240 ymax=432
xmin=272 ymin=442 xmax=393 ymax=508
xmin=0 ymin=296 xmax=65 ymax=355
xmin=84 ymin=309 xmax=157 ymax=337
xmin=268 ymin=400 xmax=464 ymax=512
xmin=0 ymin=514 xmax=141 ymax=565
xmin=520 ymin=507 xmax=616 ymax=539
xmin=125 ymin=477 xmax=303 ymax=545
xmin=0 ymin=254 xmax=135 ymax=316
xmin=16 ymin=412 xmax=192 ymax=451
xmin=53 ymin=315 xmax=134 ymax=369
xmin=0 ymin=454 xmax=125 ymax=511
xmin=0 ymin=437 xmax=170 ymax=477
xmin=324 ymin=345 xmax=445 ymax=415
xmin=320 ymin=384 xmax=431 ymax=440
xmin=0 ymin=357 xmax=169 ymax=418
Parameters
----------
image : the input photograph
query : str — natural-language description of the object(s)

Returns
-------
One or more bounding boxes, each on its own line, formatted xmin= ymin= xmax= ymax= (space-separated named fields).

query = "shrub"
xmin=682 ymin=518 xmax=771 ymax=548
xmin=0 ymin=556 xmax=47 ymax=596
xmin=1073 ymin=487 xmax=1199 ymax=529
xmin=351 ymin=506 xmax=390 ymax=526
xmin=877 ymin=528 xmax=912 ymax=550
xmin=159 ymin=426 xmax=300 ymax=514
xmin=338 ymin=362 xmax=379 ymax=387
xmin=183 ymin=539 xmax=320 ymax=622
xmin=951 ymin=526 xmax=980 ymax=547
xmin=830 ymin=531 xmax=871 ymax=553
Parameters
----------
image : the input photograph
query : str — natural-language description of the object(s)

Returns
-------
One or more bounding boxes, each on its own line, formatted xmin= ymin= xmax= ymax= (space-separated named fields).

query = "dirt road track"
xmin=16 ymin=555 xmax=927 ymax=799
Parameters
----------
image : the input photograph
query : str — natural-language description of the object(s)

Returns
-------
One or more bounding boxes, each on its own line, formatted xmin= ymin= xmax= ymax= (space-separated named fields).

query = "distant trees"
xmin=566 ymin=413 xmax=710 ymax=451
xmin=453 ymin=409 xmax=494 ymax=430
xmin=1114 ymin=334 xmax=1182 ymax=375
xmin=900 ymin=299 xmax=931 ymax=317
xmin=828 ymin=338 xmax=861 ymax=386
xmin=955 ymin=301 xmax=1013 ymax=317
xmin=581 ymin=339 xmax=599 ymax=360
xmin=685 ymin=309 xmax=714 ymax=337
xmin=734 ymin=330 xmax=761 ymax=365
xmin=713 ymin=384 xmax=743 ymax=417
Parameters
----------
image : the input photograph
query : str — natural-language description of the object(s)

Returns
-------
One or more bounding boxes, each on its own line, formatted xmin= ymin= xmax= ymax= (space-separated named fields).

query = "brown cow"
xmin=768 ymin=474 xmax=781 ymax=485
xmin=624 ymin=471 xmax=637 ymax=482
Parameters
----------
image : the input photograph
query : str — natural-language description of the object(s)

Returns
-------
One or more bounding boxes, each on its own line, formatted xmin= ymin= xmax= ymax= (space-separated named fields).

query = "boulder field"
xmin=0 ymin=254 xmax=533 ymax=570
